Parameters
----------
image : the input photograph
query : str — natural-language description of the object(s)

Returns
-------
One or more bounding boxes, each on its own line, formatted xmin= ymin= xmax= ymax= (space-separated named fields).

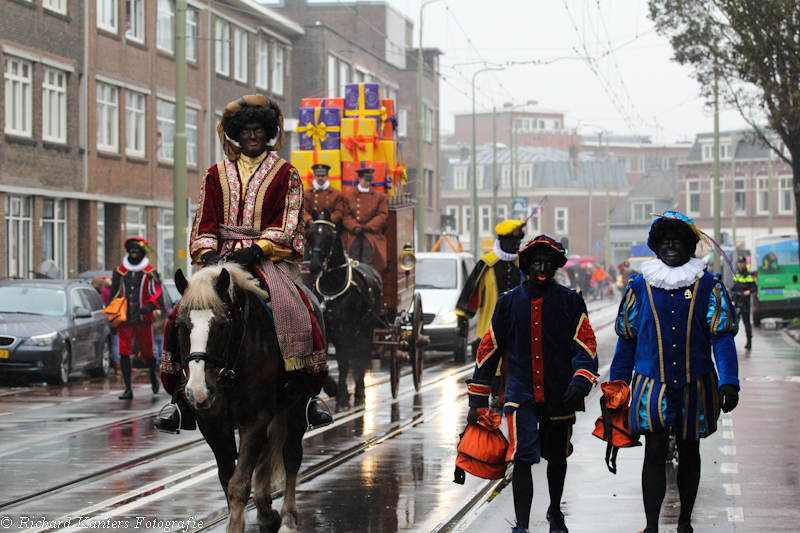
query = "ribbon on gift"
xmin=296 ymin=107 xmax=340 ymax=151
xmin=299 ymin=149 xmax=322 ymax=184
xmin=341 ymin=118 xmax=380 ymax=159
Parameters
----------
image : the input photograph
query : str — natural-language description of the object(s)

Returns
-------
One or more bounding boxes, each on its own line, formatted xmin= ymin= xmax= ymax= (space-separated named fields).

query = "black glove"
xmin=352 ymin=226 xmax=363 ymax=235
xmin=201 ymin=250 xmax=222 ymax=266
xmin=231 ymin=244 xmax=264 ymax=266
xmin=719 ymin=384 xmax=739 ymax=413
xmin=562 ymin=385 xmax=586 ymax=411
xmin=466 ymin=406 xmax=479 ymax=426
xmin=456 ymin=316 xmax=469 ymax=338
xmin=142 ymin=303 xmax=156 ymax=315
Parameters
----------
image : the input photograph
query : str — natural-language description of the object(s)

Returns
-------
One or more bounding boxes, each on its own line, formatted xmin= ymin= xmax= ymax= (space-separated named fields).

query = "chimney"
xmin=569 ymin=145 xmax=579 ymax=182
xmin=460 ymin=145 xmax=470 ymax=161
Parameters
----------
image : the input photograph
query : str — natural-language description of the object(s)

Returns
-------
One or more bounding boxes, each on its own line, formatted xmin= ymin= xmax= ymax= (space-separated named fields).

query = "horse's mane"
xmin=179 ymin=263 xmax=269 ymax=313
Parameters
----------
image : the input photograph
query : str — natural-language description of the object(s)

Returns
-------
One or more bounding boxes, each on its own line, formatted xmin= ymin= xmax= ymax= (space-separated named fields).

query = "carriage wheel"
xmin=389 ymin=345 xmax=400 ymax=399
xmin=410 ymin=293 xmax=425 ymax=392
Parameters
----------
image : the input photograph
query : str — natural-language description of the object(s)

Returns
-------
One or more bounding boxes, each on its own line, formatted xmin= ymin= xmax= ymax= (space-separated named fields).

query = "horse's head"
xmin=306 ymin=209 xmax=338 ymax=277
xmin=174 ymin=266 xmax=245 ymax=409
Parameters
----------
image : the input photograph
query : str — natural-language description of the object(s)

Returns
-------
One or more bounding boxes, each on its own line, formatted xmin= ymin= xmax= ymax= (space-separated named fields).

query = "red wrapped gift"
xmin=378 ymin=99 xmax=396 ymax=139
xmin=301 ymin=97 xmax=345 ymax=109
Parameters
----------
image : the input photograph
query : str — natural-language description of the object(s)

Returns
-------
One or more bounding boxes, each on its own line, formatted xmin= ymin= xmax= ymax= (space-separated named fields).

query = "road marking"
xmin=723 ymin=431 xmax=734 ymax=439
xmin=726 ymin=507 xmax=745 ymax=522
xmin=723 ymin=483 xmax=741 ymax=495
xmin=723 ymin=445 xmax=736 ymax=455
xmin=721 ymin=463 xmax=739 ymax=474
xmin=721 ymin=418 xmax=733 ymax=426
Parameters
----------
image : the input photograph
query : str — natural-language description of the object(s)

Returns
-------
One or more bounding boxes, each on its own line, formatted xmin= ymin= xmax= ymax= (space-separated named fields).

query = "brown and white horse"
xmin=174 ymin=264 xmax=306 ymax=533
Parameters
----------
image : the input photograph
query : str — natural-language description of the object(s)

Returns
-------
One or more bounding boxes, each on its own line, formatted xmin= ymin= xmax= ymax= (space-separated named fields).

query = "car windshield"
xmin=164 ymin=283 xmax=181 ymax=305
xmin=415 ymin=259 xmax=458 ymax=289
xmin=0 ymin=286 xmax=68 ymax=316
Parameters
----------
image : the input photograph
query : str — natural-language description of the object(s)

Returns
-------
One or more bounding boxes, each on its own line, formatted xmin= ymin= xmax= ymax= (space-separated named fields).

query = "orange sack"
xmin=592 ymin=380 xmax=641 ymax=474
xmin=454 ymin=407 xmax=509 ymax=483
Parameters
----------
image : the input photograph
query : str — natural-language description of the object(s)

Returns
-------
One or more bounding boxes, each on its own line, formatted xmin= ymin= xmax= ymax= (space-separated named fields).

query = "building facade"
xmin=581 ymin=135 xmax=691 ymax=188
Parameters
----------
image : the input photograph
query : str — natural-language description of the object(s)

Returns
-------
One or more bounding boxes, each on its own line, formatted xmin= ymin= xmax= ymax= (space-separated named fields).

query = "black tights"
xmin=512 ymin=459 xmax=568 ymax=528
xmin=642 ymin=430 xmax=701 ymax=531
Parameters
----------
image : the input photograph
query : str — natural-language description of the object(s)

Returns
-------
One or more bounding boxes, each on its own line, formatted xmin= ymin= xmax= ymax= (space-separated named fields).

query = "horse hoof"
xmin=335 ymin=403 xmax=350 ymax=413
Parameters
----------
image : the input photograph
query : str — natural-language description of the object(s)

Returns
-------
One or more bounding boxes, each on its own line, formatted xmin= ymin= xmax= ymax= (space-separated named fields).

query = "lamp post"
xmin=585 ymin=124 xmax=611 ymax=268
xmin=507 ymin=100 xmax=537 ymax=216
xmin=416 ymin=0 xmax=441 ymax=251
xmin=472 ymin=66 xmax=505 ymax=255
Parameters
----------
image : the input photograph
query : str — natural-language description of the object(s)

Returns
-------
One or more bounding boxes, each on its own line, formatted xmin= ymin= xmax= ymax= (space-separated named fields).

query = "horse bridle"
xmin=183 ymin=289 xmax=250 ymax=389
xmin=310 ymin=219 xmax=360 ymax=302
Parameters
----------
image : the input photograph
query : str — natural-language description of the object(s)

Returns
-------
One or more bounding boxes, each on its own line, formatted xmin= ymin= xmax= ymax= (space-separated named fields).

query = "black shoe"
xmin=744 ymin=341 xmax=752 ymax=351
xmin=547 ymin=509 xmax=568 ymax=533
xmin=154 ymin=403 xmax=196 ymax=433
xmin=118 ymin=389 xmax=133 ymax=400
xmin=150 ymin=372 xmax=160 ymax=394
xmin=676 ymin=523 xmax=693 ymax=533
xmin=306 ymin=398 xmax=333 ymax=429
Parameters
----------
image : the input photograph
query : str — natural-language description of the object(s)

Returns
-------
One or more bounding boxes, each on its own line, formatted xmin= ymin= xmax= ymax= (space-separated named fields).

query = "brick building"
xmin=1 ymin=0 xmax=85 ymax=279
xmin=677 ymin=130 xmax=796 ymax=255
xmin=274 ymin=0 xmax=442 ymax=248
xmin=439 ymin=144 xmax=628 ymax=259
xmin=581 ymin=135 xmax=691 ymax=187
xmin=447 ymin=106 xmax=581 ymax=150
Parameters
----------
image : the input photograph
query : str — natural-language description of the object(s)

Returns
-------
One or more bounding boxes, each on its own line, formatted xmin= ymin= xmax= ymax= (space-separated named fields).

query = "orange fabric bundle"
xmin=592 ymin=380 xmax=641 ymax=474
xmin=454 ymin=408 xmax=509 ymax=483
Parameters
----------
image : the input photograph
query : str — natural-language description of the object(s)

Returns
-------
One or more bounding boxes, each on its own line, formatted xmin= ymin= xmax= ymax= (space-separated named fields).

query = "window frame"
xmin=215 ymin=20 xmax=230 ymax=75
xmin=734 ymin=178 xmax=746 ymax=214
xmin=462 ymin=205 xmax=472 ymax=236
xmin=157 ymin=208 xmax=175 ymax=278
xmin=125 ymin=205 xmax=147 ymax=240
xmin=125 ymin=0 xmax=145 ymax=42
xmin=632 ymin=202 xmax=654 ymax=222
xmin=42 ymin=67 xmax=67 ymax=143
xmin=186 ymin=9 xmax=198 ymax=61
xmin=125 ymin=90 xmax=146 ymax=157
xmin=97 ymin=0 xmax=118 ymax=33
xmin=233 ymin=27 xmax=248 ymax=83
xmin=42 ymin=198 xmax=68 ymax=280
xmin=555 ymin=207 xmax=568 ymax=235
xmin=445 ymin=205 xmax=459 ymax=233
xmin=686 ymin=180 xmax=701 ymax=215
xmin=97 ymin=202 xmax=106 ymax=270
xmin=186 ymin=107 xmax=198 ymax=166
xmin=157 ymin=98 xmax=175 ymax=162
xmin=5 ymin=195 xmax=33 ymax=279
xmin=157 ymin=0 xmax=175 ymax=53
xmin=271 ymin=45 xmax=284 ymax=95
xmin=454 ymin=166 xmax=467 ymax=190
xmin=527 ymin=206 xmax=540 ymax=234
xmin=757 ymin=177 xmax=770 ymax=215
xmin=519 ymin=164 xmax=532 ymax=188
xmin=44 ymin=0 xmax=67 ymax=15
xmin=396 ymin=109 xmax=407 ymax=138
xmin=779 ymin=177 xmax=794 ymax=214
xmin=479 ymin=205 xmax=492 ymax=235
xmin=255 ymin=38 xmax=269 ymax=90
xmin=4 ymin=57 xmax=33 ymax=137
xmin=96 ymin=81 xmax=119 ymax=153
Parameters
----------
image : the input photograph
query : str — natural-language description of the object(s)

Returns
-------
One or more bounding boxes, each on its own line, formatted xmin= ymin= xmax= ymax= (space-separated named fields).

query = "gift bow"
xmin=342 ymin=134 xmax=380 ymax=157
xmin=389 ymin=163 xmax=407 ymax=183
xmin=295 ymin=107 xmax=340 ymax=150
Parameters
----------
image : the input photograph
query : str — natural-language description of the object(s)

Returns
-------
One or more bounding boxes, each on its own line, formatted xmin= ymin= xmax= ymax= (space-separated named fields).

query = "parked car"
xmin=0 ymin=279 xmax=112 ymax=384
xmin=413 ymin=252 xmax=479 ymax=363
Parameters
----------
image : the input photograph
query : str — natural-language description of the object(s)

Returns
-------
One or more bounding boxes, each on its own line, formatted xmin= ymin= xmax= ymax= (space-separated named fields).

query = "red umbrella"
xmin=564 ymin=260 xmax=578 ymax=268
xmin=578 ymin=255 xmax=597 ymax=265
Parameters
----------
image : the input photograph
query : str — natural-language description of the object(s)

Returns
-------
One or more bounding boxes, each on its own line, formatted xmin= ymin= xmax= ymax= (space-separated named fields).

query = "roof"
xmin=238 ymin=0 xmax=304 ymax=35
xmin=610 ymin=169 xmax=679 ymax=224
xmin=684 ymin=129 xmax=774 ymax=162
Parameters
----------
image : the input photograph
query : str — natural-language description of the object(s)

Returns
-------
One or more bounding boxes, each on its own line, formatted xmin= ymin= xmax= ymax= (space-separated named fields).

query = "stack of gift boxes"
xmin=292 ymin=83 xmax=403 ymax=194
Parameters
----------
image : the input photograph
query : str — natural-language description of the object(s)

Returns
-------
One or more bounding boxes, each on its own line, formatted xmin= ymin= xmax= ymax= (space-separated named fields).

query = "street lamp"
xmin=584 ymin=124 xmax=611 ymax=268
xmin=472 ymin=66 xmax=505 ymax=256
xmin=507 ymin=100 xmax=537 ymax=214
xmin=416 ymin=0 xmax=441 ymax=251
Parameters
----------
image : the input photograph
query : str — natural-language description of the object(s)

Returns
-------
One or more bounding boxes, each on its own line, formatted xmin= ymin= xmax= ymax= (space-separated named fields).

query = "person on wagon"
xmin=110 ymin=237 xmax=164 ymax=400
xmin=343 ymin=168 xmax=388 ymax=273
xmin=610 ymin=211 xmax=740 ymax=533
xmin=456 ymin=219 xmax=525 ymax=409
xmin=466 ymin=235 xmax=599 ymax=533
xmin=303 ymin=164 xmax=347 ymax=229
xmin=155 ymin=94 xmax=332 ymax=433
xmin=730 ymin=254 xmax=757 ymax=351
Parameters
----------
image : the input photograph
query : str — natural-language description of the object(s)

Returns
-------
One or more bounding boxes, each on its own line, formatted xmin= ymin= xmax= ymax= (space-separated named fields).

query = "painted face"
xmin=658 ymin=235 xmax=690 ymax=267
xmin=499 ymin=232 xmax=523 ymax=254
xmin=525 ymin=250 xmax=558 ymax=290
xmin=239 ymin=120 xmax=268 ymax=158
xmin=127 ymin=243 xmax=145 ymax=265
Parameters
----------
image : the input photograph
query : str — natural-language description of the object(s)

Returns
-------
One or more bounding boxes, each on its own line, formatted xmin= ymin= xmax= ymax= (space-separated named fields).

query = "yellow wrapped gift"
xmin=340 ymin=117 xmax=379 ymax=162
xmin=375 ymin=140 xmax=397 ymax=168
xmin=291 ymin=150 xmax=342 ymax=190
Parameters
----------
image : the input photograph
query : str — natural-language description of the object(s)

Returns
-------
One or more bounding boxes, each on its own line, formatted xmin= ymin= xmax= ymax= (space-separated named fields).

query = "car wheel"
xmin=48 ymin=345 xmax=71 ymax=385
xmin=89 ymin=340 xmax=111 ymax=378
xmin=453 ymin=335 xmax=468 ymax=364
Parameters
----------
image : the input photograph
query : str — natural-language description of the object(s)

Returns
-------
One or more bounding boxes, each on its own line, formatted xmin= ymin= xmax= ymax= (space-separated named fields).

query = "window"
xmin=519 ymin=165 xmax=532 ymax=188
xmin=523 ymin=118 xmax=531 ymax=131
xmin=98 ymin=0 xmax=117 ymax=32
xmin=645 ymin=156 xmax=659 ymax=171
xmin=97 ymin=202 xmax=105 ymax=270
xmin=757 ymin=177 xmax=770 ymax=214
xmin=553 ymin=120 xmax=560 ymax=130
xmin=157 ymin=99 xmax=175 ymax=161
xmin=5 ymin=57 xmax=33 ymax=137
xmin=474 ymin=166 xmax=484 ymax=188
xmin=215 ymin=20 xmax=230 ymax=75
xmin=496 ymin=205 xmax=507 ymax=226
xmin=454 ymin=166 xmax=467 ymax=190
xmin=42 ymin=199 xmax=67 ymax=279
xmin=735 ymin=178 xmax=746 ymax=214
xmin=5 ymin=195 xmax=32 ymax=279
xmin=638 ymin=156 xmax=645 ymax=172
xmin=462 ymin=206 xmax=471 ymax=235
xmin=186 ymin=9 xmax=197 ymax=61
xmin=424 ymin=105 xmax=434 ymax=143
xmin=256 ymin=38 xmax=269 ymax=89
xmin=632 ymin=202 xmax=654 ymax=221
xmin=624 ymin=157 xmax=632 ymax=172
xmin=126 ymin=205 xmax=146 ymax=239
xmin=234 ymin=28 xmax=248 ymax=82
xmin=711 ymin=183 xmax=724 ymax=216
xmin=96 ymin=82 xmax=119 ymax=152
xmin=500 ymin=165 xmax=511 ymax=188
xmin=125 ymin=91 xmax=146 ymax=157
xmin=186 ymin=108 xmax=198 ymax=166
xmin=126 ymin=0 xmax=144 ymax=41
xmin=271 ymin=45 xmax=284 ymax=95
xmin=397 ymin=109 xmax=407 ymax=138
xmin=515 ymin=118 xmax=523 ymax=132
xmin=555 ymin=208 xmax=568 ymax=235
xmin=157 ymin=208 xmax=174 ymax=278
xmin=157 ymin=0 xmax=174 ymax=52
xmin=480 ymin=206 xmax=492 ymax=235
xmin=527 ymin=206 xmax=540 ymax=234
xmin=445 ymin=206 xmax=458 ymax=233
xmin=687 ymin=180 xmax=700 ymax=214
xmin=339 ymin=62 xmax=350 ymax=98
xmin=44 ymin=0 xmax=67 ymax=15
xmin=780 ymin=177 xmax=793 ymax=213
xmin=42 ymin=68 xmax=67 ymax=143
xmin=662 ymin=156 xmax=677 ymax=170
xmin=327 ymin=55 xmax=351 ymax=99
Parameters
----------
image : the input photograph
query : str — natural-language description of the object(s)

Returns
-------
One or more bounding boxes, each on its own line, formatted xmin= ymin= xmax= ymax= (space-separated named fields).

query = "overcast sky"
xmin=270 ymin=0 xmax=757 ymax=144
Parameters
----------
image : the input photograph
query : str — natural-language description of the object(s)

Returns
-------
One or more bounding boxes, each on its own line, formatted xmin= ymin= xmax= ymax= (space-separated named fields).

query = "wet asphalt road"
xmin=1 ymin=299 xmax=798 ymax=532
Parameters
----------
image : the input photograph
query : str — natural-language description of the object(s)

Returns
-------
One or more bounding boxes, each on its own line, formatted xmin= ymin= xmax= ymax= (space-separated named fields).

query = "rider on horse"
xmin=155 ymin=94 xmax=333 ymax=433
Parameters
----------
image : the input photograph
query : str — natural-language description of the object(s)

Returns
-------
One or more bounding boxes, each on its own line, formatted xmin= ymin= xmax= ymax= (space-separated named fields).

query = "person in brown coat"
xmin=343 ymin=167 xmax=388 ymax=273
xmin=303 ymin=164 xmax=347 ymax=227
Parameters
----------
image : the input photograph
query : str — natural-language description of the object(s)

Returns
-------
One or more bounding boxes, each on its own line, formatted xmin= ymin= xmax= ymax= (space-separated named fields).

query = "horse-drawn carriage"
xmin=304 ymin=193 xmax=428 ymax=405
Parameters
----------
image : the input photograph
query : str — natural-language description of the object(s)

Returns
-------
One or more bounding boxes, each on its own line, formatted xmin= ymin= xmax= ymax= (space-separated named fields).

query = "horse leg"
xmin=252 ymin=449 xmax=281 ymax=533
xmin=226 ymin=420 xmax=270 ymax=533
xmin=196 ymin=417 xmax=237 ymax=498
xmin=277 ymin=404 xmax=306 ymax=533
xmin=335 ymin=342 xmax=351 ymax=411
xmin=352 ymin=335 xmax=372 ymax=406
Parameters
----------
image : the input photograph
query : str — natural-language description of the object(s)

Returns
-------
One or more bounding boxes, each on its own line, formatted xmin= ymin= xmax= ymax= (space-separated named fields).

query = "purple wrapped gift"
xmin=297 ymin=106 xmax=342 ymax=151
xmin=344 ymin=83 xmax=383 ymax=112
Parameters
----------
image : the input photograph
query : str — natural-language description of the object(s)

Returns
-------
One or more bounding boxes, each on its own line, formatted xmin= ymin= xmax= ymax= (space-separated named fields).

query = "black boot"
xmin=745 ymin=338 xmax=752 ymax=351
xmin=154 ymin=402 xmax=196 ymax=433
xmin=148 ymin=359 xmax=160 ymax=394
xmin=118 ymin=356 xmax=133 ymax=400
xmin=306 ymin=397 xmax=333 ymax=429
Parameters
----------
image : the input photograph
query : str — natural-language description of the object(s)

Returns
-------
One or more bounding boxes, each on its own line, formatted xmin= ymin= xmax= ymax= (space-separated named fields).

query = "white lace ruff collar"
xmin=493 ymin=239 xmax=518 ymax=262
xmin=642 ymin=257 xmax=705 ymax=290
xmin=313 ymin=179 xmax=330 ymax=191
xmin=357 ymin=184 xmax=370 ymax=193
xmin=123 ymin=255 xmax=149 ymax=272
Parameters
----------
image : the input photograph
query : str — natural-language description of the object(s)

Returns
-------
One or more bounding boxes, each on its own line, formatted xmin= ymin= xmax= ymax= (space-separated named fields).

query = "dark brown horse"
xmin=174 ymin=264 xmax=306 ymax=533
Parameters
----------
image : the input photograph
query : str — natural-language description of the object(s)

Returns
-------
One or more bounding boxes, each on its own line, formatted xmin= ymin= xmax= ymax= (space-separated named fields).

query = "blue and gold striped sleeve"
xmin=615 ymin=275 xmax=639 ymax=339
xmin=707 ymin=275 xmax=739 ymax=336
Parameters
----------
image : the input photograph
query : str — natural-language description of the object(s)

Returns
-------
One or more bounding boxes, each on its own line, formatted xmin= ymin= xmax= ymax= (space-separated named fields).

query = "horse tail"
xmin=266 ymin=411 xmax=288 ymax=493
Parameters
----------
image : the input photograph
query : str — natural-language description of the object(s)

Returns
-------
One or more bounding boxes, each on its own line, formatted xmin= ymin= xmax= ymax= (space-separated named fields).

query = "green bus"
xmin=753 ymin=234 xmax=800 ymax=326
